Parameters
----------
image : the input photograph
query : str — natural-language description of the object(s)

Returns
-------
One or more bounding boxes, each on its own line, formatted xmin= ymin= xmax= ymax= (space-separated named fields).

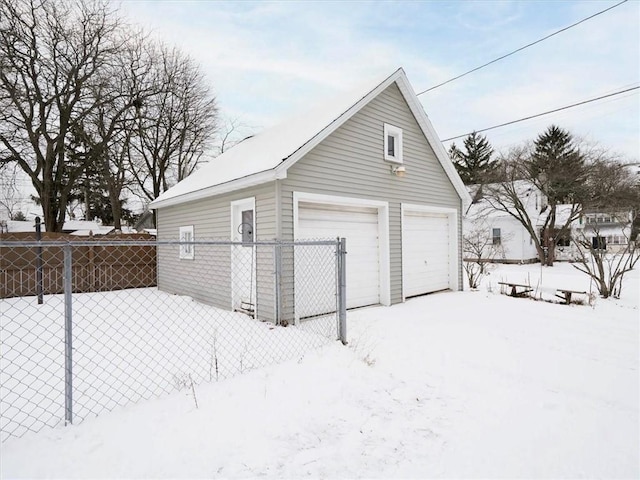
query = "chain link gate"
xmin=0 ymin=238 xmax=346 ymax=442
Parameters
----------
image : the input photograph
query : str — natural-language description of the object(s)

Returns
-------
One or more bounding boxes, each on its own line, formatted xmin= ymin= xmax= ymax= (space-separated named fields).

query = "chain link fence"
xmin=0 ymin=238 xmax=346 ymax=442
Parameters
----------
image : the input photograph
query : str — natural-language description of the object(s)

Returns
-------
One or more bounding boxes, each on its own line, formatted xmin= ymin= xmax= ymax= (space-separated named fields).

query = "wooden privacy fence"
xmin=0 ymin=233 xmax=156 ymax=298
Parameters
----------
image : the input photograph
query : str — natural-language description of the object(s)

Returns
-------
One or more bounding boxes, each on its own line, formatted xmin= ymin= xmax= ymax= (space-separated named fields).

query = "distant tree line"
xmin=0 ymin=0 xmax=218 ymax=231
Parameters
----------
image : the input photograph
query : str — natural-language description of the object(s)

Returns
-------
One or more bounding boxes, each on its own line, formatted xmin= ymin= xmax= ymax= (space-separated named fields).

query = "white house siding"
xmin=279 ymin=83 xmax=462 ymax=308
xmin=156 ymin=183 xmax=278 ymax=322
xmin=489 ymin=215 xmax=539 ymax=263
xmin=578 ymin=222 xmax=633 ymax=255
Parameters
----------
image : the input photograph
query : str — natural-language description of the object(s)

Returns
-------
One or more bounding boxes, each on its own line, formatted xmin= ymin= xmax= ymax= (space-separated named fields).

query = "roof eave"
xmin=150 ymin=169 xmax=284 ymax=210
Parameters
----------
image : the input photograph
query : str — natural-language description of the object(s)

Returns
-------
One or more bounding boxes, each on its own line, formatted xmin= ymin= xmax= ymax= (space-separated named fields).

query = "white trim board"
xmin=230 ymin=197 xmax=257 ymax=316
xmin=151 ymin=170 xmax=285 ymax=210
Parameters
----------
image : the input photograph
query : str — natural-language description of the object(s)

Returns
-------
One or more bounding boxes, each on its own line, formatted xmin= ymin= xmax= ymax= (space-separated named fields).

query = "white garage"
xmin=402 ymin=205 xmax=458 ymax=298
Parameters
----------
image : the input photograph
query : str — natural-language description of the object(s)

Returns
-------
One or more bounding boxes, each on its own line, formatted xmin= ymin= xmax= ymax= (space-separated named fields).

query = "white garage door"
xmin=297 ymin=202 xmax=380 ymax=313
xmin=403 ymin=210 xmax=450 ymax=297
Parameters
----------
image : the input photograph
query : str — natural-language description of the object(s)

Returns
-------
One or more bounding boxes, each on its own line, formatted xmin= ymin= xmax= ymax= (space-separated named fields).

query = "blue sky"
xmin=118 ymin=0 xmax=640 ymax=161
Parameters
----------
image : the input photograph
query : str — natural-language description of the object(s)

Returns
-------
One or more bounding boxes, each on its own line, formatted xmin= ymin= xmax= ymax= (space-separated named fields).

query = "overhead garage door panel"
xmin=403 ymin=211 xmax=450 ymax=297
xmin=297 ymin=202 xmax=380 ymax=314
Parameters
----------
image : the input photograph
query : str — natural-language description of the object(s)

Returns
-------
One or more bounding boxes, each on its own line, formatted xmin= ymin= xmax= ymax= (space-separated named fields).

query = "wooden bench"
xmin=498 ymin=282 xmax=534 ymax=298
xmin=555 ymin=289 xmax=588 ymax=305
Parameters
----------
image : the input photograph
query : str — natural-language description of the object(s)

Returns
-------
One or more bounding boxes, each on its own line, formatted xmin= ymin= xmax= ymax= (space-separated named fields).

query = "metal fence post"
xmin=338 ymin=237 xmax=347 ymax=345
xmin=274 ymin=242 xmax=282 ymax=326
xmin=63 ymin=244 xmax=73 ymax=425
xmin=35 ymin=217 xmax=43 ymax=304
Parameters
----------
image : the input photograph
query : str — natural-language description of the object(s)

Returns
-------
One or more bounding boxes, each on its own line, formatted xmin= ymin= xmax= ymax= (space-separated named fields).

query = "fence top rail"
xmin=0 ymin=239 xmax=342 ymax=248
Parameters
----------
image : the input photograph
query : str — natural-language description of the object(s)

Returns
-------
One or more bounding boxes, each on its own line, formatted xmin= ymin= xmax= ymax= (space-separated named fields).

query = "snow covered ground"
xmin=1 ymin=288 xmax=335 ymax=441
xmin=1 ymin=262 xmax=638 ymax=478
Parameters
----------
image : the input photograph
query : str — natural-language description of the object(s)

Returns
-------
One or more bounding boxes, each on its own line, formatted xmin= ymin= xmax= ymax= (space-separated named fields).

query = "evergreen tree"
xmin=67 ymin=163 xmax=137 ymax=227
xmin=526 ymin=125 xmax=588 ymax=265
xmin=448 ymin=131 xmax=496 ymax=185
xmin=526 ymin=125 xmax=588 ymax=205
xmin=482 ymin=125 xmax=589 ymax=266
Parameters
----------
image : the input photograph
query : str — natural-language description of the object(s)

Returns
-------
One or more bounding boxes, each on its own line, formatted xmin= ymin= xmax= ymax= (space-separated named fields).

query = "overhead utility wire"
xmin=416 ymin=0 xmax=628 ymax=96
xmin=441 ymin=85 xmax=639 ymax=142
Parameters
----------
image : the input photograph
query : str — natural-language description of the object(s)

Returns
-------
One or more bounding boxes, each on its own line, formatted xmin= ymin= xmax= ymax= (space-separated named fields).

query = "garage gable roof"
xmin=150 ymin=68 xmax=471 ymax=209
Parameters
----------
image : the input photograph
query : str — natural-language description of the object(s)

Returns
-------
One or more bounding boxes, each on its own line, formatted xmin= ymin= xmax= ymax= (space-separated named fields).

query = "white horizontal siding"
xmin=156 ymin=183 xmax=277 ymax=322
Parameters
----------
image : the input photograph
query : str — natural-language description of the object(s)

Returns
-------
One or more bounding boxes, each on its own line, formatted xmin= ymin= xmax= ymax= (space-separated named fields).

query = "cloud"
xmin=116 ymin=0 xmax=639 ymax=159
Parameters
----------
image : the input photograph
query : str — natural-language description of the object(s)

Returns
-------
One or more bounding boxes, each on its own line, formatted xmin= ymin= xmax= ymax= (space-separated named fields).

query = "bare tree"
xmin=483 ymin=126 xmax=591 ymax=266
xmin=570 ymin=159 xmax=640 ymax=298
xmin=127 ymin=44 xmax=218 ymax=203
xmin=0 ymin=0 xmax=134 ymax=232
xmin=215 ymin=116 xmax=254 ymax=156
xmin=482 ymin=154 xmax=575 ymax=267
xmin=0 ymin=163 xmax=28 ymax=220
xmin=483 ymin=125 xmax=639 ymax=276
xmin=72 ymin=33 xmax=156 ymax=230
xmin=584 ymin=155 xmax=640 ymax=216
xmin=572 ymin=217 xmax=639 ymax=298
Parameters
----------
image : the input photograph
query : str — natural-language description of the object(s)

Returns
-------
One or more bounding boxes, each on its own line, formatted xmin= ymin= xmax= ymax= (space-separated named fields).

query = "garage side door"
xmin=403 ymin=210 xmax=450 ymax=297
xmin=297 ymin=202 xmax=380 ymax=313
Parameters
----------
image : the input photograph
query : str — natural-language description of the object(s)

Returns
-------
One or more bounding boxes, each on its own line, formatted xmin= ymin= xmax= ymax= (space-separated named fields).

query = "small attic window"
xmin=384 ymin=123 xmax=403 ymax=164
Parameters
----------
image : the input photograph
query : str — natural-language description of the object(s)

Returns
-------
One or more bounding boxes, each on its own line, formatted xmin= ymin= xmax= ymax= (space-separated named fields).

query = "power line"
xmin=416 ymin=0 xmax=629 ymax=96
xmin=441 ymin=85 xmax=639 ymax=142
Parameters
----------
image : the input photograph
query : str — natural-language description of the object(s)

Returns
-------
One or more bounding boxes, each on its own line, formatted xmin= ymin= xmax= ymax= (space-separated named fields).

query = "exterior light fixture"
xmin=391 ymin=165 xmax=406 ymax=177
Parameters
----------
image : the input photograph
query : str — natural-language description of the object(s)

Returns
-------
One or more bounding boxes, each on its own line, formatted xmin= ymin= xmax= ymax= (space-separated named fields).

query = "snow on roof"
xmin=465 ymin=180 xmax=543 ymax=222
xmin=466 ymin=181 xmax=585 ymax=229
xmin=5 ymin=219 xmax=118 ymax=235
xmin=151 ymin=70 xmax=397 ymax=208
xmin=150 ymin=68 xmax=471 ymax=210
xmin=62 ymin=220 xmax=104 ymax=232
xmin=6 ymin=220 xmax=38 ymax=233
xmin=69 ymin=226 xmax=115 ymax=236
xmin=552 ymin=204 xmax=578 ymax=226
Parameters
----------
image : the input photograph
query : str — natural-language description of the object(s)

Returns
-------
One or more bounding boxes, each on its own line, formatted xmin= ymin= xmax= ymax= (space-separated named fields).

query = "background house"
xmin=150 ymin=68 xmax=471 ymax=323
xmin=571 ymin=210 xmax=635 ymax=255
xmin=464 ymin=182 xmax=636 ymax=263
xmin=464 ymin=181 xmax=543 ymax=264
xmin=133 ymin=210 xmax=155 ymax=233
xmin=2 ymin=219 xmax=113 ymax=235
xmin=550 ymin=204 xmax=577 ymax=262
